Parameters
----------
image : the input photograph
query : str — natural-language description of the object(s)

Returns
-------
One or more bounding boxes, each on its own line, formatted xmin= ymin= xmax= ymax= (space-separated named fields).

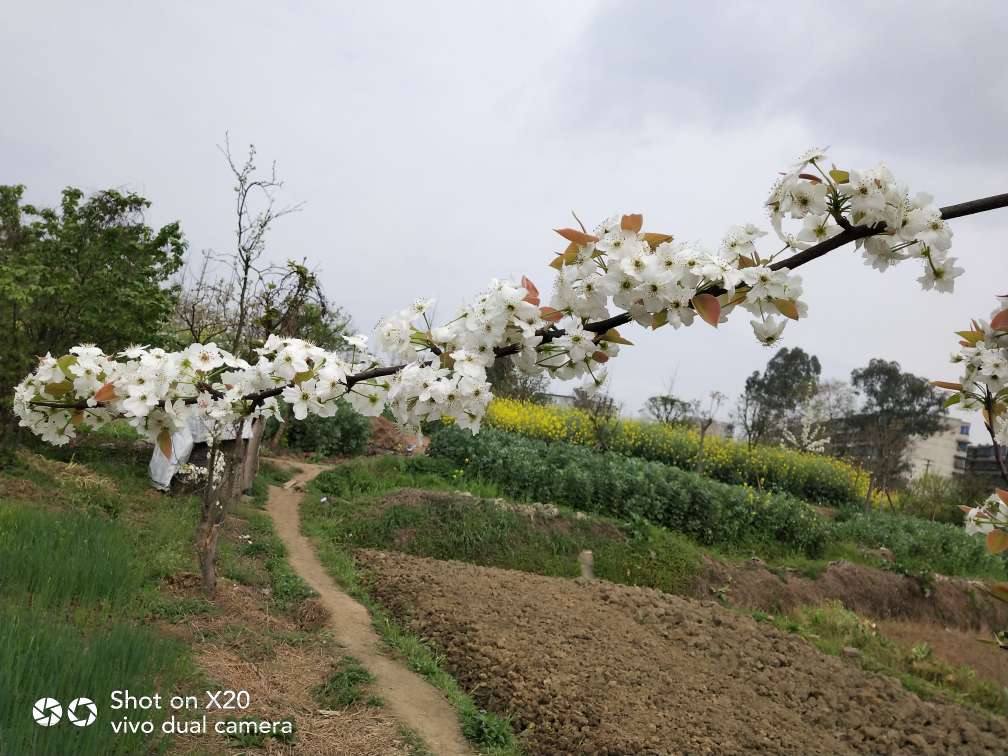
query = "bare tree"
xmin=573 ymin=387 xmax=621 ymax=451
xmin=695 ymin=390 xmax=726 ymax=475
xmin=220 ymin=134 xmax=304 ymax=356
xmin=643 ymin=376 xmax=695 ymax=425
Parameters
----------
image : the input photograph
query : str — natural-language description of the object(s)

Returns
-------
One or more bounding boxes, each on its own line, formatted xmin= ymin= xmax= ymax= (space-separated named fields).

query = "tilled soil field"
xmin=357 ymin=549 xmax=1008 ymax=755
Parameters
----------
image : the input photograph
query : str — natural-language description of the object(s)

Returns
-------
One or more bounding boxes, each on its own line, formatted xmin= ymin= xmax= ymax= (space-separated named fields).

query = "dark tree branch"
xmin=982 ymin=388 xmax=1008 ymax=487
xmin=28 ymin=191 xmax=1008 ymax=418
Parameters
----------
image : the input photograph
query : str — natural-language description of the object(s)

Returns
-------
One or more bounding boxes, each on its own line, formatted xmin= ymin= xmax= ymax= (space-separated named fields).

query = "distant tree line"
xmin=643 ymin=346 xmax=948 ymax=497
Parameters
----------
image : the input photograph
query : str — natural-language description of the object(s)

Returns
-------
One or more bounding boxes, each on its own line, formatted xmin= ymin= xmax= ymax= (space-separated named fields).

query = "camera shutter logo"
xmin=67 ymin=697 xmax=98 ymax=727
xmin=32 ymin=698 xmax=62 ymax=727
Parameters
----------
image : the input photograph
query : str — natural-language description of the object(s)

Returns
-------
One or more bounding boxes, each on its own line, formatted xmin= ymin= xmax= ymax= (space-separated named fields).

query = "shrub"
xmin=285 ymin=400 xmax=371 ymax=456
xmin=429 ymin=425 xmax=828 ymax=556
xmin=486 ymin=398 xmax=866 ymax=505
xmin=886 ymin=473 xmax=991 ymax=525
xmin=829 ymin=509 xmax=1004 ymax=580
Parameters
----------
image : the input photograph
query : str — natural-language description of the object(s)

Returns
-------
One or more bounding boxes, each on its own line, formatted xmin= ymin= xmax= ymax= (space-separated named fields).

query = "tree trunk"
xmin=0 ymin=408 xmax=18 ymax=470
xmin=196 ymin=430 xmax=247 ymax=596
xmin=695 ymin=422 xmax=710 ymax=476
xmin=241 ymin=418 xmax=265 ymax=493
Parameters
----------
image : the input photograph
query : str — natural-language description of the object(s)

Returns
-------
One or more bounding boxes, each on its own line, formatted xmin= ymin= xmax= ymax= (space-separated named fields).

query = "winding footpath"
xmin=265 ymin=461 xmax=473 ymax=756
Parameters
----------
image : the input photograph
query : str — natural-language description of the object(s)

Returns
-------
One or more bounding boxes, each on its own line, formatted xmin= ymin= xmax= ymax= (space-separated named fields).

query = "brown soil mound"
xmin=695 ymin=558 xmax=1008 ymax=633
xmin=878 ymin=620 xmax=1008 ymax=690
xmin=357 ymin=549 xmax=1008 ymax=755
xmin=368 ymin=416 xmax=429 ymax=455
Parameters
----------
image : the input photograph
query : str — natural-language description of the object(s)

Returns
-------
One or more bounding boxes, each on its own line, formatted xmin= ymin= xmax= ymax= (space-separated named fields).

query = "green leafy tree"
xmin=0 ymin=185 xmax=184 ymax=460
xmin=834 ymin=358 xmax=946 ymax=497
xmin=643 ymin=393 xmax=695 ymax=425
xmin=737 ymin=347 xmax=821 ymax=447
xmin=486 ymin=357 xmax=550 ymax=403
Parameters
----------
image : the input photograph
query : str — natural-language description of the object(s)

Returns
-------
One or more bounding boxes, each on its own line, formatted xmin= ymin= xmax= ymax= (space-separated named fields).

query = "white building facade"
xmin=906 ymin=416 xmax=970 ymax=478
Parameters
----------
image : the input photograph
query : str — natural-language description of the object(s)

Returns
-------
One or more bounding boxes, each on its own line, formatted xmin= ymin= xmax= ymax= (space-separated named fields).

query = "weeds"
xmin=313 ymin=656 xmax=376 ymax=708
xmin=769 ymin=601 xmax=1007 ymax=715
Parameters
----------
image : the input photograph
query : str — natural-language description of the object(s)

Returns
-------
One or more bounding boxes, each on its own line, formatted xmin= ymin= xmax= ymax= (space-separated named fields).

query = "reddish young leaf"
xmin=554 ymin=227 xmax=598 ymax=244
xmin=540 ymin=307 xmax=564 ymax=323
xmin=592 ymin=351 xmax=609 ymax=363
xmin=737 ymin=255 xmax=756 ymax=269
xmin=620 ymin=213 xmax=644 ymax=233
xmin=930 ymin=380 xmax=963 ymax=391
xmin=992 ymin=309 xmax=1008 ymax=331
xmin=94 ymin=382 xmax=117 ymax=403
xmin=692 ymin=293 xmax=721 ymax=327
xmin=797 ymin=173 xmax=822 ymax=183
xmin=988 ymin=530 xmax=1008 ymax=555
xmin=157 ymin=429 xmax=173 ymax=460
xmin=521 ymin=276 xmax=540 ymax=306
xmin=960 ymin=505 xmax=975 ymax=514
xmin=956 ymin=329 xmax=982 ymax=345
xmin=602 ymin=328 xmax=634 ymax=346
xmin=773 ymin=298 xmax=800 ymax=321
xmin=996 ymin=488 xmax=1008 ymax=506
xmin=643 ymin=232 xmax=673 ymax=247
xmin=651 ymin=310 xmax=669 ymax=330
xmin=71 ymin=410 xmax=85 ymax=427
xmin=549 ymin=255 xmax=565 ymax=270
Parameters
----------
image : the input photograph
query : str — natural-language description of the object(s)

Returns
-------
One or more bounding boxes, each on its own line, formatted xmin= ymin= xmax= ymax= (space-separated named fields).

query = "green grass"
xmin=0 ymin=441 xmax=202 ymax=755
xmin=0 ymin=442 xmax=317 ymax=754
xmin=0 ymin=507 xmax=142 ymax=610
xmin=758 ymin=601 xmax=1007 ymax=716
xmin=219 ymin=500 xmax=316 ymax=613
xmin=0 ymin=611 xmax=189 ymax=755
xmin=305 ymin=456 xmax=703 ymax=595
xmin=313 ymin=656 xmax=377 ymax=708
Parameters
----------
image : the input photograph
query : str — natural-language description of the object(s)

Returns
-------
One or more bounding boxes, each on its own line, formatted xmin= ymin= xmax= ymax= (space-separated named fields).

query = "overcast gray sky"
xmin=4 ymin=1 xmax=1007 ymax=434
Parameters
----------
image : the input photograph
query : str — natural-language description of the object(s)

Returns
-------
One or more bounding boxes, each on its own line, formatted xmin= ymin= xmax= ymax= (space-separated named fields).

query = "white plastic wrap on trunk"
xmin=149 ymin=423 xmax=195 ymax=492
xmin=148 ymin=415 xmax=253 ymax=491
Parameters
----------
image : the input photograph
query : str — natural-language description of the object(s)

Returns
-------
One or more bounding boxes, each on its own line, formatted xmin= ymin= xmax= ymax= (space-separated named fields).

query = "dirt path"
xmin=266 ymin=462 xmax=473 ymax=756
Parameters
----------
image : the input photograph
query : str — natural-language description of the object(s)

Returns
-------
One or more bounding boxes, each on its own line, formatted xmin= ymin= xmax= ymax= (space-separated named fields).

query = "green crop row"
xmin=486 ymin=398 xmax=866 ymax=505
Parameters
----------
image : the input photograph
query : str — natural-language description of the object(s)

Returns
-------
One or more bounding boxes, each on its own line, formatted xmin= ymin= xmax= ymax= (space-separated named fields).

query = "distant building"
xmin=906 ymin=416 xmax=970 ymax=478
xmin=685 ymin=417 xmax=735 ymax=438
xmin=542 ymin=392 xmax=577 ymax=408
xmin=966 ymin=444 xmax=1005 ymax=487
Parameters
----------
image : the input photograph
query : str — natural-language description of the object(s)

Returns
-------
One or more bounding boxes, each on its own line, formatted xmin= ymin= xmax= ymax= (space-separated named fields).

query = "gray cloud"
xmin=1 ymin=1 xmax=1006 ymax=434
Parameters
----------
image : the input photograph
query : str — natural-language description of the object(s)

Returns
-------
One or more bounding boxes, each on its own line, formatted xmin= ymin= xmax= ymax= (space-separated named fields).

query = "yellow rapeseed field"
xmin=485 ymin=398 xmax=868 ymax=505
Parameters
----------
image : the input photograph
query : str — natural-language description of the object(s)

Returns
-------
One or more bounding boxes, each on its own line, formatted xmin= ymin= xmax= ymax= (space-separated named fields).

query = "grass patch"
xmin=313 ymin=656 xmax=376 ymax=708
xmin=0 ymin=608 xmax=190 ymax=755
xmin=0 ymin=507 xmax=142 ymax=610
xmin=0 ymin=440 xmax=316 ymax=754
xmin=306 ymin=456 xmax=703 ymax=595
xmin=225 ymin=502 xmax=316 ymax=612
xmin=761 ymin=601 xmax=1007 ymax=715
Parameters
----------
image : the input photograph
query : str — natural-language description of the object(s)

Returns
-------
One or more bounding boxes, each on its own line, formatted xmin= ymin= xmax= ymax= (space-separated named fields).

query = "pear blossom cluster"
xmin=964 ymin=492 xmax=1008 ymax=537
xmin=13 ymin=336 xmax=388 ymax=447
xmin=769 ymin=148 xmax=962 ymax=293
xmin=933 ymin=297 xmax=1008 ymax=545
xmin=940 ymin=296 xmax=1008 ymax=429
xmin=14 ymin=148 xmax=965 ymax=447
